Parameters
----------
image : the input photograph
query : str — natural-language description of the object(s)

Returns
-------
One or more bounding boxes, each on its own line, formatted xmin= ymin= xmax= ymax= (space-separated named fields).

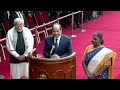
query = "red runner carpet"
xmin=1 ymin=11 xmax=120 ymax=79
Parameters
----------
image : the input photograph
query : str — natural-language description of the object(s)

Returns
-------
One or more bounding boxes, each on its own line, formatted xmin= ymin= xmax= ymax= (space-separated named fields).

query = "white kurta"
xmin=6 ymin=26 xmax=34 ymax=79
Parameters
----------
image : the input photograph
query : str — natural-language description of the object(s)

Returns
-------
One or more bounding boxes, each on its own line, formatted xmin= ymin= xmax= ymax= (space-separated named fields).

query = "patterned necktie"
xmin=54 ymin=38 xmax=58 ymax=54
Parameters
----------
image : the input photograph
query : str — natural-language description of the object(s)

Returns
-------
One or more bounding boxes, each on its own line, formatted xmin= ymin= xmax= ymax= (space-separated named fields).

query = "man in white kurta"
xmin=6 ymin=18 xmax=34 ymax=79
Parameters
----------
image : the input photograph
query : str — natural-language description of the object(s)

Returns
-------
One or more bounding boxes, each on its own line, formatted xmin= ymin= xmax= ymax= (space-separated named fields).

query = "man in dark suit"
xmin=0 ymin=11 xmax=9 ymax=24
xmin=0 ymin=11 xmax=9 ymax=38
xmin=9 ymin=11 xmax=29 ymax=28
xmin=43 ymin=23 xmax=72 ymax=59
xmin=73 ymin=11 xmax=82 ymax=29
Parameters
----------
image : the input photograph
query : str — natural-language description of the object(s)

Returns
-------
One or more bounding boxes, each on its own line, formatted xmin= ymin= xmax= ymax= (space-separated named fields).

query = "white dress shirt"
xmin=54 ymin=35 xmax=61 ymax=47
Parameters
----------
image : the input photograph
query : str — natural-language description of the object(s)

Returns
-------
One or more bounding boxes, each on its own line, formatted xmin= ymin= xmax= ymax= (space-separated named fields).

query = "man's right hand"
xmin=17 ymin=55 xmax=26 ymax=61
xmin=50 ymin=54 xmax=60 ymax=59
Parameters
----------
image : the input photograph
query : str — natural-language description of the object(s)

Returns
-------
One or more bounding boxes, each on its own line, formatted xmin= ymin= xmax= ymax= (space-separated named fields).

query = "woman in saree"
xmin=82 ymin=32 xmax=116 ymax=79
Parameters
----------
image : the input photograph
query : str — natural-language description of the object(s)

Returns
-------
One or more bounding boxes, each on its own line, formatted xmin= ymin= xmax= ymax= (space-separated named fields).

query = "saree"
xmin=82 ymin=45 xmax=116 ymax=79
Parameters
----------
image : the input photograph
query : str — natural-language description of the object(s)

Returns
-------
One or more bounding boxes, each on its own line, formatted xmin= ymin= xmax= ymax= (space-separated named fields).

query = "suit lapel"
xmin=51 ymin=36 xmax=54 ymax=47
xmin=57 ymin=35 xmax=63 ymax=52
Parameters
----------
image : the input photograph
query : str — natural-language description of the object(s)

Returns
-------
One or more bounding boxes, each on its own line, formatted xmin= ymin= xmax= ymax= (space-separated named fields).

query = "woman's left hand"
xmin=89 ymin=73 xmax=96 ymax=79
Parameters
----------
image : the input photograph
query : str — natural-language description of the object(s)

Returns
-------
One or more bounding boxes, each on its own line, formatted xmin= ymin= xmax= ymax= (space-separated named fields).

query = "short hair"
xmin=14 ymin=18 xmax=24 ymax=25
xmin=52 ymin=23 xmax=62 ymax=31
xmin=93 ymin=32 xmax=104 ymax=45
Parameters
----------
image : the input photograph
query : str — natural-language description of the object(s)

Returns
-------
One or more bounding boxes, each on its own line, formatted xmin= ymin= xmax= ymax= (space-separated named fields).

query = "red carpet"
xmin=1 ymin=11 xmax=120 ymax=79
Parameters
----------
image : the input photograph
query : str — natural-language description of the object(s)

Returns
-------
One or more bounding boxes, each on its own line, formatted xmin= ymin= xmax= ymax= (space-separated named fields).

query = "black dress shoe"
xmin=85 ymin=20 xmax=89 ymax=22
xmin=67 ymin=23 xmax=71 ymax=26
xmin=63 ymin=25 xmax=68 ymax=28
xmin=77 ymin=24 xmax=81 ymax=28
xmin=73 ymin=25 xmax=77 ymax=29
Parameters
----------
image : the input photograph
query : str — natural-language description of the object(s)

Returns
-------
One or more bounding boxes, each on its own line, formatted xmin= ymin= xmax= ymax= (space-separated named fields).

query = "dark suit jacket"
xmin=43 ymin=34 xmax=72 ymax=58
xmin=0 ymin=11 xmax=9 ymax=37
xmin=9 ymin=11 xmax=29 ymax=28
xmin=0 ymin=11 xmax=8 ymax=24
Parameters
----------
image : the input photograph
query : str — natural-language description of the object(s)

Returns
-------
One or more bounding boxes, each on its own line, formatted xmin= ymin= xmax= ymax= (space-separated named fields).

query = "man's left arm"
xmin=23 ymin=29 xmax=34 ymax=57
xmin=60 ymin=38 xmax=72 ymax=58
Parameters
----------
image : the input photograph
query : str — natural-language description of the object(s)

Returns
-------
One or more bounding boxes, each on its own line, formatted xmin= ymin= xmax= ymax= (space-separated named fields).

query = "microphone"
xmin=50 ymin=45 xmax=55 ymax=55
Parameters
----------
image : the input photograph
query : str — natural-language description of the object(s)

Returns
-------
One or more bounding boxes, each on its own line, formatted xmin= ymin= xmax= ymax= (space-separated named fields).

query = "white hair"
xmin=14 ymin=18 xmax=24 ymax=25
